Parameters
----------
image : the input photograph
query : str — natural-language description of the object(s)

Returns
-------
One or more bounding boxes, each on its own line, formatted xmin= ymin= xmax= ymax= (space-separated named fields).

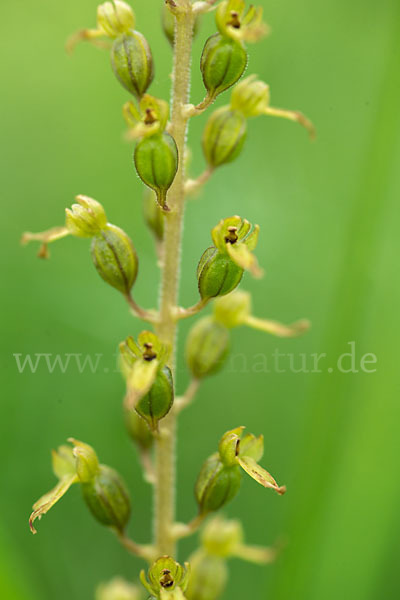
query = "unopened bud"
xmin=195 ymin=453 xmax=241 ymax=514
xmin=81 ymin=464 xmax=131 ymax=532
xmin=186 ymin=553 xmax=227 ymax=600
xmin=161 ymin=3 xmax=176 ymax=46
xmin=200 ymin=34 xmax=247 ymax=103
xmin=91 ymin=224 xmax=138 ymax=294
xmin=202 ymin=106 xmax=247 ymax=168
xmin=125 ymin=406 xmax=154 ymax=450
xmin=143 ymin=189 xmax=164 ymax=242
xmin=65 ymin=195 xmax=107 ymax=238
xmin=230 ymin=74 xmax=270 ymax=117
xmin=135 ymin=366 xmax=174 ymax=431
xmin=111 ymin=31 xmax=154 ymax=99
xmin=96 ymin=577 xmax=141 ymax=600
xmin=134 ymin=132 xmax=178 ymax=210
xmin=197 ymin=247 xmax=243 ymax=300
xmin=185 ymin=316 xmax=230 ymax=379
xmin=213 ymin=290 xmax=251 ymax=328
xmin=97 ymin=1 xmax=136 ymax=38
xmin=201 ymin=516 xmax=243 ymax=557
xmin=162 ymin=3 xmax=200 ymax=47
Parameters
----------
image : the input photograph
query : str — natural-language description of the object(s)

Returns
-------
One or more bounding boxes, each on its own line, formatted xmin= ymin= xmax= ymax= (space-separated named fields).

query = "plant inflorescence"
xmin=23 ymin=1 xmax=313 ymax=598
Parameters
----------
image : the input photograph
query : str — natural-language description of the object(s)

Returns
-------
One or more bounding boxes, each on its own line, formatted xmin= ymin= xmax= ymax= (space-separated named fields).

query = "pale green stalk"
xmin=154 ymin=0 xmax=195 ymax=557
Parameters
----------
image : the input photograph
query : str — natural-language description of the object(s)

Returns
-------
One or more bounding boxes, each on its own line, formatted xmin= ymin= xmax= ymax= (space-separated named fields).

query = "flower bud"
xmin=186 ymin=552 xmax=227 ymax=600
xmin=134 ymin=132 xmax=178 ymax=210
xmin=124 ymin=406 xmax=154 ymax=450
xmin=213 ymin=290 xmax=251 ymax=328
xmin=200 ymin=34 xmax=247 ymax=102
xmin=197 ymin=247 xmax=244 ymax=300
xmin=135 ymin=365 xmax=174 ymax=431
xmin=143 ymin=189 xmax=164 ymax=242
xmin=185 ymin=316 xmax=230 ymax=379
xmin=201 ymin=516 xmax=243 ymax=557
xmin=97 ymin=1 xmax=136 ymax=38
xmin=69 ymin=438 xmax=100 ymax=483
xmin=91 ymin=224 xmax=138 ymax=294
xmin=96 ymin=578 xmax=141 ymax=600
xmin=231 ymin=75 xmax=316 ymax=138
xmin=65 ymin=195 xmax=108 ymax=238
xmin=111 ymin=31 xmax=154 ymax=99
xmin=81 ymin=464 xmax=131 ymax=532
xmin=195 ymin=453 xmax=241 ymax=514
xmin=162 ymin=3 xmax=200 ymax=47
xmin=161 ymin=3 xmax=175 ymax=46
xmin=230 ymin=74 xmax=270 ymax=117
xmin=202 ymin=106 xmax=247 ymax=168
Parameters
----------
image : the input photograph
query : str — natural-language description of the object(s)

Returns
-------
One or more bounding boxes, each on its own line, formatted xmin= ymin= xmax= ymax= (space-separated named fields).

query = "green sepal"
xmin=185 ymin=316 xmax=230 ymax=379
xmin=69 ymin=438 xmax=100 ymax=483
xmin=186 ymin=551 xmax=227 ymax=600
xmin=125 ymin=406 xmax=154 ymax=450
xmin=91 ymin=224 xmax=138 ymax=294
xmin=134 ymin=132 xmax=178 ymax=210
xmin=200 ymin=34 xmax=247 ymax=102
xmin=218 ymin=426 xmax=244 ymax=466
xmin=111 ymin=31 xmax=154 ymax=99
xmin=202 ymin=106 xmax=247 ymax=168
xmin=97 ymin=1 xmax=136 ymax=38
xmin=65 ymin=195 xmax=107 ymax=238
xmin=51 ymin=445 xmax=76 ymax=479
xmin=238 ymin=432 xmax=264 ymax=461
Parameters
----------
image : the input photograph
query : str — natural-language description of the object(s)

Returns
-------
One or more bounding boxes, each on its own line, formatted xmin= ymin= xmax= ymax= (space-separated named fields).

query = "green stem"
xmin=154 ymin=1 xmax=195 ymax=558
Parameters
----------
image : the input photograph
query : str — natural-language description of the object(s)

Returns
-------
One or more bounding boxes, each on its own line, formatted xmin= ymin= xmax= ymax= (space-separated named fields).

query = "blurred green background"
xmin=1 ymin=0 xmax=399 ymax=598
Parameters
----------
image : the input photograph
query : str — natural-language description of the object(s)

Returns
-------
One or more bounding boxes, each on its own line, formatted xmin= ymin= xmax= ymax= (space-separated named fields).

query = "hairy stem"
xmin=154 ymin=2 xmax=195 ymax=558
